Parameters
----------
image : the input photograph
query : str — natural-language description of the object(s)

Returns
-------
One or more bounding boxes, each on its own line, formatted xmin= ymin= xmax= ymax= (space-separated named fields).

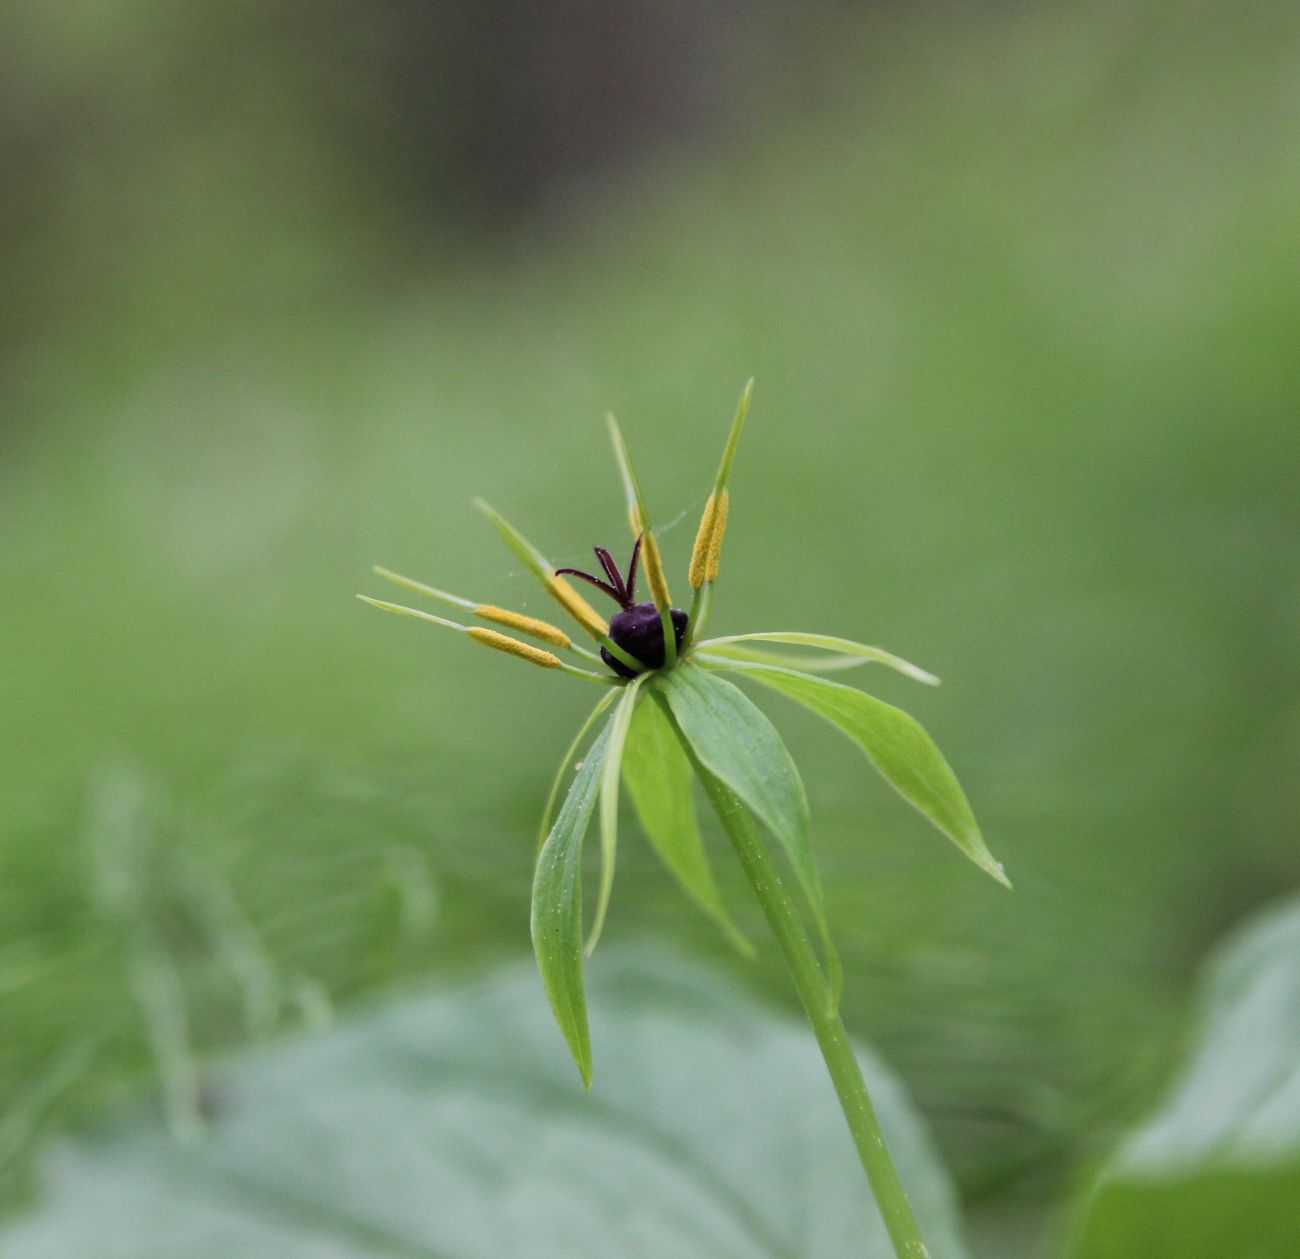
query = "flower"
xmin=360 ymin=380 xmax=1007 ymax=1087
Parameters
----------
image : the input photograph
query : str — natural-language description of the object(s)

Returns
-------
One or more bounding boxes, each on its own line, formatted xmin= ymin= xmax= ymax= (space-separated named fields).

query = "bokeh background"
xmin=3 ymin=2 xmax=1298 ymax=1255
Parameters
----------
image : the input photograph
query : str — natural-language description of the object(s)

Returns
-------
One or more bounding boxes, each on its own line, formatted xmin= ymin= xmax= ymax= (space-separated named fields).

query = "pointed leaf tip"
xmin=531 ymin=719 xmax=614 ymax=1085
xmin=716 ymin=662 xmax=1006 ymax=888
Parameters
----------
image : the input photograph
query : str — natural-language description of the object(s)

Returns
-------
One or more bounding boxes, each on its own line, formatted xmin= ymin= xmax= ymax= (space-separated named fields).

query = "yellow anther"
xmin=468 ymin=627 xmax=564 ymax=669
xmin=545 ymin=576 xmax=609 ymax=640
xmin=641 ymin=532 xmax=672 ymax=609
xmin=474 ymin=605 xmax=571 ymax=648
xmin=688 ymin=490 xmax=730 ymax=588
xmin=706 ymin=488 xmax=729 ymax=582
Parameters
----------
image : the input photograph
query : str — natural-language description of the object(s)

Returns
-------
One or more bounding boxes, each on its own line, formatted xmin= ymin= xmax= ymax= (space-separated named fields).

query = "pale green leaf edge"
xmin=657 ymin=665 xmax=843 ymax=1008
xmin=587 ymin=674 xmax=648 ymax=956
xmin=625 ymin=690 xmax=753 ymax=956
xmin=530 ymin=718 xmax=614 ymax=1088
xmin=696 ymin=632 xmax=940 ymax=685
xmin=711 ymin=659 xmax=1010 ymax=889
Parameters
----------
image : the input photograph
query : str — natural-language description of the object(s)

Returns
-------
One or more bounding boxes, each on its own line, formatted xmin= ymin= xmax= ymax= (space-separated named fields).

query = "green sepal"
xmin=696 ymin=632 xmax=939 ymax=685
xmin=657 ymin=664 xmax=842 ymax=1008
xmin=716 ymin=661 xmax=1010 ymax=888
xmin=623 ymin=689 xmax=752 ymax=955
xmin=587 ymin=675 xmax=647 ymax=955
xmin=530 ymin=718 xmax=613 ymax=1088
xmin=536 ymin=690 xmax=618 ymax=853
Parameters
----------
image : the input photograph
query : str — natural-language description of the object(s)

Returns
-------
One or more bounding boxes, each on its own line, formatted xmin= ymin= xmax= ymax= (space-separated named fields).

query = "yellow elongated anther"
xmin=474 ymin=605 xmax=571 ymax=648
xmin=468 ymin=627 xmax=564 ymax=669
xmin=688 ymin=489 xmax=731 ymax=588
xmin=640 ymin=531 xmax=672 ymax=609
xmin=475 ymin=499 xmax=610 ymax=642
xmin=545 ymin=576 xmax=609 ymax=641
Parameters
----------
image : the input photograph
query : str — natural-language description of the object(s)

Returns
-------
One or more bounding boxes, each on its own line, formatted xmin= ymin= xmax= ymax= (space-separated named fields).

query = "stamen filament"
xmin=605 ymin=413 xmax=677 ymax=667
xmin=473 ymin=499 xmax=610 ymax=641
xmin=358 ymin=595 xmax=616 ymax=684
xmin=373 ymin=566 xmax=572 ymax=648
xmin=372 ymin=567 xmax=476 ymax=610
xmin=683 ymin=379 xmax=752 ymax=647
xmin=356 ymin=595 xmax=469 ymax=633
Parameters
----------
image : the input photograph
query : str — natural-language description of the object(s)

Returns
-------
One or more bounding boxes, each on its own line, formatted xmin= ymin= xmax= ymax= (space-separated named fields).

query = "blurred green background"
xmin=3 ymin=1 xmax=1298 ymax=1255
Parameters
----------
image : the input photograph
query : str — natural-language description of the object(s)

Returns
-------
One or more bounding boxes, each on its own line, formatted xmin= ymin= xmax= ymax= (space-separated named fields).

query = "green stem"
xmin=690 ymin=755 xmax=932 ymax=1259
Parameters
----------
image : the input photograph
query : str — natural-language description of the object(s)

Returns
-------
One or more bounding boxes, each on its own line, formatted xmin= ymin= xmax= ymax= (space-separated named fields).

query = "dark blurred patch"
xmin=323 ymin=0 xmax=779 ymax=226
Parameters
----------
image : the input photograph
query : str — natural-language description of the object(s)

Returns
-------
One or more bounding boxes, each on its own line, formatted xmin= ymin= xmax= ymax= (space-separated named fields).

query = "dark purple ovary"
xmin=554 ymin=538 xmax=688 ymax=677
xmin=603 ymin=602 xmax=688 ymax=678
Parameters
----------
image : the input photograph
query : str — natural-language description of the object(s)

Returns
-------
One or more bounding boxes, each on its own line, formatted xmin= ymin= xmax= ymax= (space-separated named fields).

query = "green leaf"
xmin=537 ymin=689 xmax=618 ymax=851
xmin=531 ymin=718 xmax=613 ymax=1088
xmin=1071 ymin=893 xmax=1300 ymax=1259
xmin=621 ymin=689 xmax=751 ymax=955
xmin=0 ymin=953 xmax=970 ymax=1259
xmin=696 ymin=632 xmax=939 ymax=685
xmin=587 ymin=675 xmax=647 ymax=955
xmin=712 ymin=661 xmax=1009 ymax=888
xmin=657 ymin=665 xmax=841 ymax=1005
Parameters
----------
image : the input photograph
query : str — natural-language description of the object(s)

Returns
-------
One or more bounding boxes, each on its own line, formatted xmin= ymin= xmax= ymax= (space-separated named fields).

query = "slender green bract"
xmin=712 ymin=660 xmax=1009 ymax=888
xmin=696 ymin=631 xmax=940 ymax=685
xmin=622 ymin=690 xmax=751 ymax=955
xmin=657 ymin=663 xmax=843 ymax=1006
xmin=588 ymin=675 xmax=647 ymax=954
xmin=531 ymin=720 xmax=613 ymax=1088
xmin=537 ymin=690 xmax=618 ymax=851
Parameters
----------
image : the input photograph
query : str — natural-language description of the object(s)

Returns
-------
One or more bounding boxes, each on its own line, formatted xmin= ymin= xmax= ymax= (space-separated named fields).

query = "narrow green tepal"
xmin=696 ymin=631 xmax=940 ymax=685
xmin=718 ymin=661 xmax=1010 ymax=889
xmin=588 ymin=675 xmax=647 ymax=955
xmin=530 ymin=720 xmax=614 ymax=1088
xmin=536 ymin=690 xmax=618 ymax=852
xmin=658 ymin=664 xmax=843 ymax=1007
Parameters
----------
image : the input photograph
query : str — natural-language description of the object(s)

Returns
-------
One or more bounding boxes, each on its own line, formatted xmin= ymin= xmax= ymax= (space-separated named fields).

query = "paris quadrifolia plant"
xmin=360 ymin=380 xmax=1009 ymax=1259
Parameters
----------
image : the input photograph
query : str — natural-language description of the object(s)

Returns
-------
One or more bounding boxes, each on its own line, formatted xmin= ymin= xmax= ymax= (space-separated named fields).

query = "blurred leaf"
xmin=1071 ymin=893 xmax=1300 ymax=1259
xmin=530 ymin=720 xmax=612 ymax=1088
xmin=656 ymin=666 xmax=840 ymax=1004
xmin=713 ymin=662 xmax=1009 ymax=888
xmin=0 ymin=953 xmax=968 ymax=1259
xmin=621 ymin=691 xmax=749 ymax=953
xmin=697 ymin=633 xmax=939 ymax=685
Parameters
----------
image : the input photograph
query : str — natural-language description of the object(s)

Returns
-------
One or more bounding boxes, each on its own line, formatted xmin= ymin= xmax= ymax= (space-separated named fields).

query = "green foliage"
xmin=1070 ymin=894 xmax=1300 ymax=1259
xmin=588 ymin=675 xmax=647 ymax=953
xmin=712 ymin=662 xmax=1008 ymax=888
xmin=656 ymin=665 xmax=843 ymax=1005
xmin=697 ymin=632 xmax=939 ymax=684
xmin=530 ymin=721 xmax=613 ymax=1088
xmin=4 ymin=1 xmax=1300 ymax=1249
xmin=0 ymin=954 xmax=970 ymax=1259
xmin=620 ymin=692 xmax=749 ymax=953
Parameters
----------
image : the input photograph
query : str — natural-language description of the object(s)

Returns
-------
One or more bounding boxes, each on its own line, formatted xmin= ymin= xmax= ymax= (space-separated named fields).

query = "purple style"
xmin=556 ymin=537 xmax=688 ymax=678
